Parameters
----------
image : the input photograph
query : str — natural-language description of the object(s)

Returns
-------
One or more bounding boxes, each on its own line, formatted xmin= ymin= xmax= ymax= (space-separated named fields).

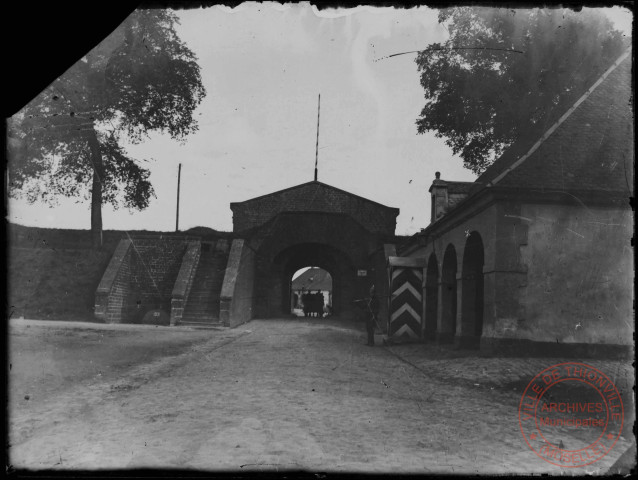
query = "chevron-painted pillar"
xmin=388 ymin=266 xmax=423 ymax=341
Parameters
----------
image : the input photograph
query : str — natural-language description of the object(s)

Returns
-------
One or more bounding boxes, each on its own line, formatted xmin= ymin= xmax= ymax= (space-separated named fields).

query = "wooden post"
xmin=176 ymin=163 xmax=181 ymax=232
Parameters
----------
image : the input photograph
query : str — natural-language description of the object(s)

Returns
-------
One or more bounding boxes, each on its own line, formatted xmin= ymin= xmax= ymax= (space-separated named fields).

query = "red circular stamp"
xmin=519 ymin=362 xmax=624 ymax=468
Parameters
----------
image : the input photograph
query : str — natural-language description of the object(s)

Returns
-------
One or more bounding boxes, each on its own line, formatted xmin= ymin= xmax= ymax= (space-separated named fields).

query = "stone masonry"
xmin=96 ymin=236 xmax=195 ymax=323
xmin=230 ymin=181 xmax=399 ymax=235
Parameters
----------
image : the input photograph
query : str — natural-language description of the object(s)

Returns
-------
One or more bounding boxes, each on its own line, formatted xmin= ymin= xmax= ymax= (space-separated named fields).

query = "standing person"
xmin=316 ymin=291 xmax=325 ymax=318
xmin=310 ymin=293 xmax=317 ymax=317
xmin=302 ymin=292 xmax=309 ymax=317
xmin=307 ymin=292 xmax=313 ymax=317
xmin=366 ymin=285 xmax=380 ymax=346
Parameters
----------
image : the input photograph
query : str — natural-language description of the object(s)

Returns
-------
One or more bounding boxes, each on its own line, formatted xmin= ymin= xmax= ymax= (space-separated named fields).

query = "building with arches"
xmin=395 ymin=49 xmax=633 ymax=355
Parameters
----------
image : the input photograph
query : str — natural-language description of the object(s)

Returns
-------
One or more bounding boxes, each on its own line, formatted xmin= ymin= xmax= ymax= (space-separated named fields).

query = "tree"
xmin=415 ymin=7 xmax=627 ymax=174
xmin=7 ymin=9 xmax=206 ymax=247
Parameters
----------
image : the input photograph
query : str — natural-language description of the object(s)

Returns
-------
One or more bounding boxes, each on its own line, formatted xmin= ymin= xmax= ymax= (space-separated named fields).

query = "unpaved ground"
xmin=7 ymin=318 xmax=635 ymax=474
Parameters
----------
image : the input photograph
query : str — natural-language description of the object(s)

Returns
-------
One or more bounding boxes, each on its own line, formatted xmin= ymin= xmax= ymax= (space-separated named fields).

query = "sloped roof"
xmin=292 ymin=267 xmax=332 ymax=291
xmin=447 ymin=181 xmax=475 ymax=194
xmin=412 ymin=49 xmax=633 ymax=245
xmin=230 ymin=180 xmax=399 ymax=212
xmin=230 ymin=180 xmax=400 ymax=236
xmin=475 ymin=49 xmax=633 ymax=194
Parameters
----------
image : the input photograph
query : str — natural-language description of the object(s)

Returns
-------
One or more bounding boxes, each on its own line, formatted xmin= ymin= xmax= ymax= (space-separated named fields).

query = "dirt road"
xmin=7 ymin=318 xmax=635 ymax=474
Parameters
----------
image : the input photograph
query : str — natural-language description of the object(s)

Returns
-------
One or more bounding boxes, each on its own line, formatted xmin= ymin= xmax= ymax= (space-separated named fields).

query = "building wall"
xmin=170 ymin=240 xmax=201 ymax=325
xmin=448 ymin=193 xmax=468 ymax=211
xmin=220 ymin=239 xmax=256 ymax=328
xmin=95 ymin=239 xmax=134 ymax=324
xmin=516 ymin=203 xmax=633 ymax=345
xmin=403 ymin=198 xmax=633 ymax=350
xmin=106 ymin=248 xmax=134 ymax=322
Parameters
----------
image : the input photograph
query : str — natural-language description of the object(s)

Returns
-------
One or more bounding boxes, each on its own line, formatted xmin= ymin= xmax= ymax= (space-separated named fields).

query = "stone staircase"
xmin=180 ymin=240 xmax=229 ymax=327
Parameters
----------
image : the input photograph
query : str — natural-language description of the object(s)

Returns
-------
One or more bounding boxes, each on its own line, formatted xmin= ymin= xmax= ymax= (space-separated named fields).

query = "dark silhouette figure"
xmin=366 ymin=285 xmax=380 ymax=346
xmin=314 ymin=291 xmax=324 ymax=317
xmin=302 ymin=292 xmax=310 ymax=317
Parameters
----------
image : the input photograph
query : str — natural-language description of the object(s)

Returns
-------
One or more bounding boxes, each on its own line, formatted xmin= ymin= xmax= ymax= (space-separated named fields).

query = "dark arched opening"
xmin=461 ymin=232 xmax=484 ymax=347
xmin=273 ymin=242 xmax=354 ymax=318
xmin=424 ymin=253 xmax=438 ymax=341
xmin=291 ymin=267 xmax=333 ymax=317
xmin=440 ymin=244 xmax=457 ymax=343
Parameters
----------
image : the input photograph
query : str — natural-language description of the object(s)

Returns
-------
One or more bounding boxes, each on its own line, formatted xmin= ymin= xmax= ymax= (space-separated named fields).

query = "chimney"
xmin=428 ymin=172 xmax=448 ymax=223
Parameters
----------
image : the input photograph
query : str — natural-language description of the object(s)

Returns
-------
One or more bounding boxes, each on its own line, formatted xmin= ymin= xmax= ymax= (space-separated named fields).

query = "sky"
xmin=7 ymin=3 xmax=633 ymax=236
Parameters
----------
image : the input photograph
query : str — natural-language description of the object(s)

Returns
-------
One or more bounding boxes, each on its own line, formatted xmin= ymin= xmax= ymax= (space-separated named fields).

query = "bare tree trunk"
xmin=87 ymin=130 xmax=104 ymax=249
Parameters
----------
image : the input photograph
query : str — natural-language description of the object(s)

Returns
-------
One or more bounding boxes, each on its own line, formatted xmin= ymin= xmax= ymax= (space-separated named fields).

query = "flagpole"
xmin=314 ymin=93 xmax=320 ymax=181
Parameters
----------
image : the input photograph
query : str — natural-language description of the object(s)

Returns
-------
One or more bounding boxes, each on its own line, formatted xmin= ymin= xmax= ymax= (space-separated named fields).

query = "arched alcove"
xmin=461 ymin=232 xmax=485 ymax=346
xmin=441 ymin=244 xmax=458 ymax=342
xmin=424 ymin=253 xmax=439 ymax=341
xmin=271 ymin=242 xmax=355 ymax=317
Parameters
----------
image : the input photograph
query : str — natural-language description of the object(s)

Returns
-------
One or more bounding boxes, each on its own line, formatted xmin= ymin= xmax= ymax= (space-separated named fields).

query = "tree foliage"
xmin=415 ymin=7 xmax=627 ymax=174
xmin=8 ymin=9 xmax=206 ymax=245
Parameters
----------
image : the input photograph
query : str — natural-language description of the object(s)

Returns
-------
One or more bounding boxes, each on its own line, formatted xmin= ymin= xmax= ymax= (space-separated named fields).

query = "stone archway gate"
xmin=229 ymin=181 xmax=401 ymax=323
xmin=95 ymin=180 xmax=402 ymax=329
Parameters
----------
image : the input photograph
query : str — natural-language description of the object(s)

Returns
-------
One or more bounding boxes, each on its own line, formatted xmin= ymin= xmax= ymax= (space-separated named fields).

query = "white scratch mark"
xmin=504 ymin=215 xmax=533 ymax=222
xmin=566 ymin=228 xmax=585 ymax=238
